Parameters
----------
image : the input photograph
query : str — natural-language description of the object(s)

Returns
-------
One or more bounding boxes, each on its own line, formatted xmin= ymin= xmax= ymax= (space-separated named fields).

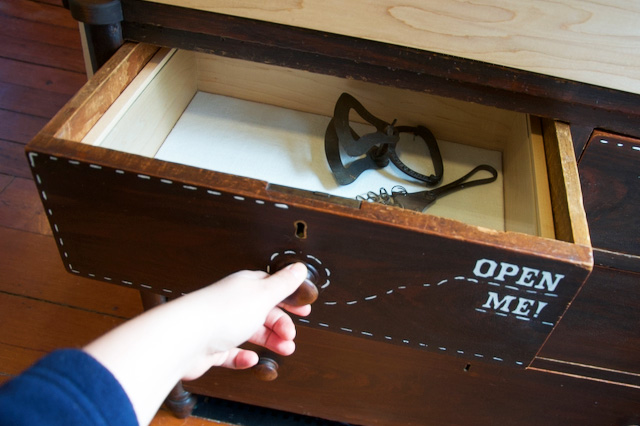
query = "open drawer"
xmin=26 ymin=43 xmax=592 ymax=367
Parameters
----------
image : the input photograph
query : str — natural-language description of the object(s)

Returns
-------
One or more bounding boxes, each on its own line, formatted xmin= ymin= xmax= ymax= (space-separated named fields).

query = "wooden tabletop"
xmin=145 ymin=0 xmax=640 ymax=95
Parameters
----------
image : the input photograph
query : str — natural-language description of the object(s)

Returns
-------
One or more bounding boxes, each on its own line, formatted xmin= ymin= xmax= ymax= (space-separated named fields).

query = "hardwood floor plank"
xmin=0 ymin=57 xmax=86 ymax=96
xmin=36 ymin=0 xmax=66 ymax=6
xmin=0 ymin=292 xmax=125 ymax=353
xmin=0 ymin=109 xmax=49 ymax=145
xmin=0 ymin=342 xmax=47 ymax=382
xmin=0 ymin=226 xmax=144 ymax=318
xmin=0 ymin=176 xmax=52 ymax=234
xmin=0 ymin=0 xmax=77 ymax=30
xmin=150 ymin=410 xmax=219 ymax=425
xmin=0 ymin=33 xmax=85 ymax=74
xmin=0 ymin=174 xmax=12 ymax=193
xmin=0 ymin=14 xmax=82 ymax=53
xmin=0 ymin=82 xmax=72 ymax=118
xmin=0 ymin=140 xmax=32 ymax=179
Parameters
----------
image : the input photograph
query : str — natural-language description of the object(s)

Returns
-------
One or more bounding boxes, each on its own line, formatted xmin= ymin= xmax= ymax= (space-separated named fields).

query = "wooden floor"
xmin=0 ymin=1 xmax=220 ymax=424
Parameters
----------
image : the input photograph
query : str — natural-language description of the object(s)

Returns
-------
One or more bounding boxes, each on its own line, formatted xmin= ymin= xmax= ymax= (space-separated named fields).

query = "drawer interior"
xmin=72 ymin=47 xmax=554 ymax=238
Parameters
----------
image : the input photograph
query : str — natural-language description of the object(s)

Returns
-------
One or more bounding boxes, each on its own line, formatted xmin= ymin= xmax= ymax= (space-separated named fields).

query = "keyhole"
xmin=294 ymin=221 xmax=307 ymax=239
xmin=464 ymin=363 xmax=471 ymax=372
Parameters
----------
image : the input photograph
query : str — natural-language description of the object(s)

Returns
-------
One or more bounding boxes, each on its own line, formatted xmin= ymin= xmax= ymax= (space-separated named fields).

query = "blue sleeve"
xmin=0 ymin=349 xmax=138 ymax=426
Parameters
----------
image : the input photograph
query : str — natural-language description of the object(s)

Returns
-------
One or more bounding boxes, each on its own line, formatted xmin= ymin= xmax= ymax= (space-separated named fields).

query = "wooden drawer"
xmin=579 ymin=130 xmax=640 ymax=260
xmin=26 ymin=43 xmax=591 ymax=371
xmin=534 ymin=266 xmax=640 ymax=388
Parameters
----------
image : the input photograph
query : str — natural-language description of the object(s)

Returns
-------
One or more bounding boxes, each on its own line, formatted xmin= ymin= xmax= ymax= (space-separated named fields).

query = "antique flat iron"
xmin=325 ymin=93 xmax=498 ymax=212
xmin=324 ymin=92 xmax=444 ymax=186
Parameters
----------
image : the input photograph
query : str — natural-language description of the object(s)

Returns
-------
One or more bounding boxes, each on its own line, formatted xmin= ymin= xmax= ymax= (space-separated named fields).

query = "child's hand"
xmin=84 ymin=263 xmax=311 ymax=425
xmin=179 ymin=263 xmax=312 ymax=379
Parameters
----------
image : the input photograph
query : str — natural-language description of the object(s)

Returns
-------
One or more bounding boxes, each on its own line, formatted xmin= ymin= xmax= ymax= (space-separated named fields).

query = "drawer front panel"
xmin=579 ymin=131 xmax=640 ymax=258
xmin=186 ymin=327 xmax=640 ymax=426
xmin=28 ymin=147 xmax=590 ymax=367
xmin=535 ymin=266 xmax=640 ymax=383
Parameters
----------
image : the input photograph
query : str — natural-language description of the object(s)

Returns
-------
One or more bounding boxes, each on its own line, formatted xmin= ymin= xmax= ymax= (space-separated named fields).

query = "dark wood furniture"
xmin=26 ymin=1 xmax=639 ymax=425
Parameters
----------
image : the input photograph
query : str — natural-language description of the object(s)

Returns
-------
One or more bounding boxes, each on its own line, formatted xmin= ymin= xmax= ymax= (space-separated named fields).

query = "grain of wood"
xmin=0 ymin=292 xmax=125 ymax=353
xmin=0 ymin=174 xmax=12 ymax=193
xmin=150 ymin=410 xmax=221 ymax=425
xmin=0 ymin=0 xmax=78 ymax=29
xmin=0 ymin=343 xmax=48 ymax=384
xmin=0 ymin=82 xmax=74 ymax=118
xmin=0 ymin=140 xmax=33 ymax=179
xmin=149 ymin=0 xmax=640 ymax=94
xmin=0 ymin=34 xmax=85 ymax=74
xmin=0 ymin=109 xmax=49 ymax=145
xmin=0 ymin=177 xmax=51 ymax=235
xmin=0 ymin=226 xmax=144 ymax=318
xmin=0 ymin=57 xmax=86 ymax=96
xmin=542 ymin=119 xmax=591 ymax=247
xmin=0 ymin=14 xmax=82 ymax=49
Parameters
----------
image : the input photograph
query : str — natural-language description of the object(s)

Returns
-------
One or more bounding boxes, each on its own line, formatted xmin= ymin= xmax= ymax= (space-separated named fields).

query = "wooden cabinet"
xmin=27 ymin=1 xmax=639 ymax=424
xmin=26 ymin=43 xmax=592 ymax=367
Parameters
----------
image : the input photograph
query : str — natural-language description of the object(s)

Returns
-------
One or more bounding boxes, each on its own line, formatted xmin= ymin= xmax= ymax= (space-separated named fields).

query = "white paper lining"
xmin=155 ymin=92 xmax=504 ymax=230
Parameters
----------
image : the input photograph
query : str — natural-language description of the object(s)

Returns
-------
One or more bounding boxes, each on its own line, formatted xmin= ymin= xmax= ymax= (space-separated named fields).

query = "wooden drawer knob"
xmin=272 ymin=258 xmax=320 ymax=306
xmin=253 ymin=357 xmax=279 ymax=381
xmin=283 ymin=264 xmax=319 ymax=306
